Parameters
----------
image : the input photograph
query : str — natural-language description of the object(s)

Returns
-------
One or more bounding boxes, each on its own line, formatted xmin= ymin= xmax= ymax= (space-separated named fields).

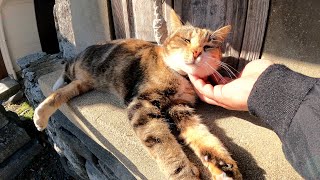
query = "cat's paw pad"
xmin=33 ymin=105 xmax=49 ymax=131
xmin=203 ymin=153 xmax=242 ymax=180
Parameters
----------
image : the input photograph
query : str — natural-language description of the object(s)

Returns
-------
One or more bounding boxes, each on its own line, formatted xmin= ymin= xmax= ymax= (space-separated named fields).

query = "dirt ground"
xmin=3 ymin=97 xmax=74 ymax=180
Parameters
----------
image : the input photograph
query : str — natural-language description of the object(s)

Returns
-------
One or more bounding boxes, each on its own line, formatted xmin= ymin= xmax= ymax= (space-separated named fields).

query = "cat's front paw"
xmin=33 ymin=105 xmax=49 ymax=131
xmin=203 ymin=151 xmax=242 ymax=180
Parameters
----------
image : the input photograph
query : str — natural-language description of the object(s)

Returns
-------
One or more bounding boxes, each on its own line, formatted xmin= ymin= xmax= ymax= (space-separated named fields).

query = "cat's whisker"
xmin=219 ymin=64 xmax=236 ymax=79
xmin=210 ymin=70 xmax=220 ymax=83
xmin=204 ymin=61 xmax=227 ymax=83
xmin=203 ymin=65 xmax=211 ymax=76
xmin=220 ymin=62 xmax=239 ymax=78
xmin=221 ymin=61 xmax=240 ymax=74
xmin=204 ymin=56 xmax=237 ymax=79
xmin=217 ymin=63 xmax=233 ymax=79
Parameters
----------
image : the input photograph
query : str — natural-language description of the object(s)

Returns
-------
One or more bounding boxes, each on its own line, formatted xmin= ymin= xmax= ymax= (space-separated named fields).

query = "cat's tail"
xmin=52 ymin=74 xmax=69 ymax=91
xmin=52 ymin=62 xmax=72 ymax=91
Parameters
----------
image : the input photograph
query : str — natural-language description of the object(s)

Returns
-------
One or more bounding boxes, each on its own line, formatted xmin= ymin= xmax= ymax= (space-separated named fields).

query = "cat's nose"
xmin=193 ymin=50 xmax=202 ymax=59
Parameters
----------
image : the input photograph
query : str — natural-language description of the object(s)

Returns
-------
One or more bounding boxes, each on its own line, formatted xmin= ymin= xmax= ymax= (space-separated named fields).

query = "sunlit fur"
xmin=34 ymin=11 xmax=241 ymax=180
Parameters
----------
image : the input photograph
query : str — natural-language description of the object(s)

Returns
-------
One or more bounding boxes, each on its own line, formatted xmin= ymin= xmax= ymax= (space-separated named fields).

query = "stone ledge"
xmin=38 ymin=70 xmax=302 ymax=179
xmin=0 ymin=77 xmax=20 ymax=101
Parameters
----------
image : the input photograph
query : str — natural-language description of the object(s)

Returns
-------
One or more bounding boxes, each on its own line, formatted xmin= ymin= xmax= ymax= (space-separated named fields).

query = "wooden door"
xmin=0 ymin=51 xmax=8 ymax=79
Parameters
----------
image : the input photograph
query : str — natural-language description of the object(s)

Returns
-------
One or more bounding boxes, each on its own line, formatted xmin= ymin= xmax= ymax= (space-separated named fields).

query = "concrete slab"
xmin=0 ymin=77 xmax=20 ymax=100
xmin=262 ymin=0 xmax=320 ymax=77
xmin=39 ymin=70 xmax=302 ymax=179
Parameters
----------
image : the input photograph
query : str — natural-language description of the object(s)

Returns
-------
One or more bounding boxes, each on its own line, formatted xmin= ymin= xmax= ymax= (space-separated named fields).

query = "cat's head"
xmin=163 ymin=11 xmax=231 ymax=78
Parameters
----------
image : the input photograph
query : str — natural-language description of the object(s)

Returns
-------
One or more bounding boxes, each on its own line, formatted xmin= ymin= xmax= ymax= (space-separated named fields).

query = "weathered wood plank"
xmin=131 ymin=0 xmax=154 ymax=40
xmin=110 ymin=0 xmax=131 ymax=39
xmin=240 ymin=0 xmax=270 ymax=63
xmin=111 ymin=0 xmax=172 ymax=41
xmin=163 ymin=0 xmax=174 ymax=28
xmin=174 ymin=0 xmax=226 ymax=29
xmin=224 ymin=0 xmax=248 ymax=59
xmin=173 ymin=0 xmax=248 ymax=69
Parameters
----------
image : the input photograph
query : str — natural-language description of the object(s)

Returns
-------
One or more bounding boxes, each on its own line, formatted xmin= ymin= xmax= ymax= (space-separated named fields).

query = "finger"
xmin=189 ymin=74 xmax=236 ymax=109
xmin=188 ymin=74 xmax=200 ymax=84
xmin=194 ymin=87 xmax=219 ymax=105
xmin=197 ymin=91 xmax=235 ymax=110
xmin=188 ymin=74 xmax=215 ymax=95
xmin=218 ymin=77 xmax=232 ymax=85
xmin=192 ymin=79 xmax=227 ymax=106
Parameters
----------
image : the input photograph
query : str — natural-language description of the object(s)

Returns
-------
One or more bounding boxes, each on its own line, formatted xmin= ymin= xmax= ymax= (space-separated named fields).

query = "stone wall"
xmin=20 ymin=53 xmax=135 ymax=179
xmin=48 ymin=111 xmax=135 ymax=180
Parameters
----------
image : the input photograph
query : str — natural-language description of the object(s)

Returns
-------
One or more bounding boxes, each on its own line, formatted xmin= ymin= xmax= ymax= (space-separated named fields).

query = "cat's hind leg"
xmin=168 ymin=104 xmax=242 ymax=180
xmin=34 ymin=79 xmax=93 ymax=131
xmin=128 ymin=98 xmax=199 ymax=180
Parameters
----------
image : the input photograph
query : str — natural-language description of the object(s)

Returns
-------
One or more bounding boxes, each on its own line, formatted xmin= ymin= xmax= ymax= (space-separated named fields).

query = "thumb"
xmin=188 ymin=74 xmax=226 ymax=103
xmin=198 ymin=85 xmax=235 ymax=110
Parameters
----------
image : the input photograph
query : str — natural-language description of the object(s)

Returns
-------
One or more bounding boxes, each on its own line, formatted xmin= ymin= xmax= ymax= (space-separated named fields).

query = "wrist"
xmin=248 ymin=64 xmax=317 ymax=137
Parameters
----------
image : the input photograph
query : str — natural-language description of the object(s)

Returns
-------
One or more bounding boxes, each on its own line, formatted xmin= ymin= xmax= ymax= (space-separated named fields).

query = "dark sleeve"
xmin=248 ymin=64 xmax=320 ymax=179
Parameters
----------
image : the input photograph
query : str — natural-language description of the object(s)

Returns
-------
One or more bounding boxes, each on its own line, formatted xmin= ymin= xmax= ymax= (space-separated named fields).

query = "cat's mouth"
xmin=185 ymin=54 xmax=220 ymax=64
xmin=182 ymin=54 xmax=223 ymax=78
xmin=184 ymin=56 xmax=203 ymax=65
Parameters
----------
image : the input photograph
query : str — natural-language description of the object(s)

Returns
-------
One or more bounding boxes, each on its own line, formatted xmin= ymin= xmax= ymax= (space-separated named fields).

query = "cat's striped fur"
xmin=34 ymin=11 xmax=242 ymax=180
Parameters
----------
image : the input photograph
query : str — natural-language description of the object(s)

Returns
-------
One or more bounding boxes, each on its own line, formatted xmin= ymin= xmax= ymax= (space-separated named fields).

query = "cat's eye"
xmin=182 ymin=38 xmax=190 ymax=43
xmin=204 ymin=45 xmax=214 ymax=51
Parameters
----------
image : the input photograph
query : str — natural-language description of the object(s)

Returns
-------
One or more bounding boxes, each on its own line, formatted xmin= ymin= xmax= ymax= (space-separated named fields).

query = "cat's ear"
xmin=170 ymin=10 xmax=183 ymax=32
xmin=213 ymin=25 xmax=232 ymax=41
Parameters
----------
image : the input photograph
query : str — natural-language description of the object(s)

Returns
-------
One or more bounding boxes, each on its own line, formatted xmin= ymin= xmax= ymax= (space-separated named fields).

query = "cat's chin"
xmin=181 ymin=65 xmax=212 ymax=78
xmin=187 ymin=71 xmax=209 ymax=78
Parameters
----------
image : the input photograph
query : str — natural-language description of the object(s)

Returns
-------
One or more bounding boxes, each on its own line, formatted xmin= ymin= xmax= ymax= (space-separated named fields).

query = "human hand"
xmin=188 ymin=59 xmax=274 ymax=111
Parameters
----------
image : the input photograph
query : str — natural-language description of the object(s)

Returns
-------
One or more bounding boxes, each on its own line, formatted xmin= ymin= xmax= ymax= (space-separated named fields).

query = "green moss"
xmin=17 ymin=102 xmax=34 ymax=120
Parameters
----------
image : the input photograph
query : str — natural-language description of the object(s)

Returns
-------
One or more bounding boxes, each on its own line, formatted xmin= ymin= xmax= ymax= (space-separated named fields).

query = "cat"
xmin=33 ymin=11 xmax=242 ymax=180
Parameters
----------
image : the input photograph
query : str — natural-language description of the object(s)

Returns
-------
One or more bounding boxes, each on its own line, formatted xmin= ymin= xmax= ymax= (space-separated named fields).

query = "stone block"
xmin=5 ymin=90 xmax=24 ymax=104
xmin=0 ymin=105 xmax=8 ymax=129
xmin=0 ymin=77 xmax=20 ymax=100
xmin=0 ymin=140 xmax=43 ymax=179
xmin=47 ymin=115 xmax=89 ymax=179
xmin=54 ymin=0 xmax=76 ymax=59
xmin=16 ymin=52 xmax=47 ymax=69
xmin=0 ymin=114 xmax=8 ymax=130
xmin=48 ymin=110 xmax=136 ymax=179
xmin=99 ymin=160 xmax=134 ymax=180
xmin=0 ymin=122 xmax=31 ymax=163
xmin=19 ymin=53 xmax=64 ymax=107
xmin=85 ymin=161 xmax=111 ymax=180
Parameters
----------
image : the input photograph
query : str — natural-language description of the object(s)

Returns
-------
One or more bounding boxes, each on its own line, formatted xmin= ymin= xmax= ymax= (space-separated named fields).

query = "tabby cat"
xmin=34 ymin=11 xmax=242 ymax=180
